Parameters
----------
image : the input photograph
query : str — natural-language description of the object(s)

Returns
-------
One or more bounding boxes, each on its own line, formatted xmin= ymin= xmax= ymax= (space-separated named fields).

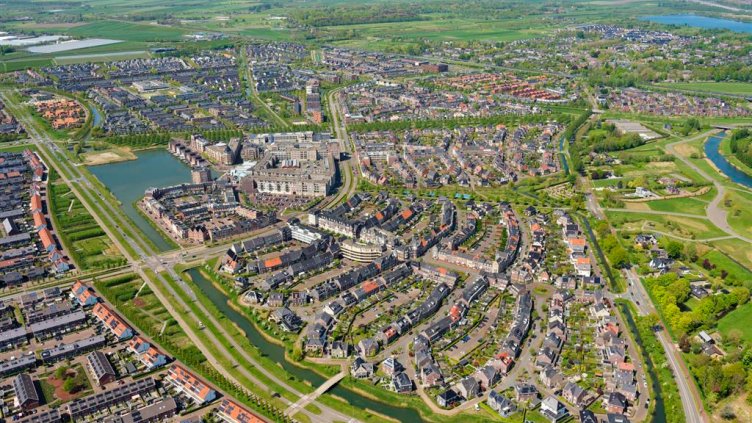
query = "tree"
xmin=685 ymin=243 xmax=698 ymax=262
xmin=54 ymin=366 xmax=69 ymax=380
xmin=666 ymin=241 xmax=683 ymax=259
xmin=63 ymin=378 xmax=77 ymax=393
xmin=608 ymin=246 xmax=629 ymax=269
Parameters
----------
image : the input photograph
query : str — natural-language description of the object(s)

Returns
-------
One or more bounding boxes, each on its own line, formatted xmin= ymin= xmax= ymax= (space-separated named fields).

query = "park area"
xmin=93 ymin=274 xmax=198 ymax=354
xmin=47 ymin=175 xmax=126 ymax=271
xmin=39 ymin=364 xmax=93 ymax=408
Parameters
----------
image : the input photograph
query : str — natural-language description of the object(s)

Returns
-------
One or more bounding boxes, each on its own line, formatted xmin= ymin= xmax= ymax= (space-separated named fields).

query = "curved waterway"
xmin=704 ymin=133 xmax=752 ymax=189
xmin=89 ymin=149 xmax=191 ymax=251
xmin=187 ymin=269 xmax=426 ymax=422
xmin=90 ymin=105 xmax=103 ymax=127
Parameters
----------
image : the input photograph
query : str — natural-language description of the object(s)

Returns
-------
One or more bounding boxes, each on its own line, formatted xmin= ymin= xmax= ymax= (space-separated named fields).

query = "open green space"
xmin=605 ymin=210 xmax=726 ymax=240
xmin=47 ymin=171 xmax=126 ymax=270
xmin=655 ymin=81 xmax=752 ymax=96
xmin=66 ymin=21 xmax=187 ymax=42
xmin=718 ymin=302 xmax=752 ymax=344
xmin=646 ymin=196 xmax=708 ymax=216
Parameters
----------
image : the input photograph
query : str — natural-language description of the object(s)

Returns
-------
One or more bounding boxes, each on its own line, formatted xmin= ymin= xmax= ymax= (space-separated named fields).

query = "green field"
xmin=47 ymin=173 xmax=126 ymax=270
xmin=656 ymin=82 xmax=752 ymax=96
xmin=700 ymin=249 xmax=752 ymax=283
xmin=94 ymin=274 xmax=194 ymax=349
xmin=646 ymin=196 xmax=708 ymax=216
xmin=718 ymin=302 xmax=752 ymax=343
xmin=67 ymin=21 xmax=187 ymax=42
xmin=605 ymin=210 xmax=726 ymax=240
xmin=327 ymin=18 xmax=550 ymax=44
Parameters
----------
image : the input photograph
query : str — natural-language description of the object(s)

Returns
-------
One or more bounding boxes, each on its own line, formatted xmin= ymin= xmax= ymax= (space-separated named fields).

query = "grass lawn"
xmin=718 ymin=302 xmax=752 ymax=343
xmin=722 ymin=190 xmax=752 ymax=240
xmin=710 ymin=238 xmax=752 ymax=269
xmin=700 ymin=249 xmax=752 ymax=282
xmin=645 ymin=196 xmax=708 ymax=216
xmin=605 ymin=210 xmax=726 ymax=240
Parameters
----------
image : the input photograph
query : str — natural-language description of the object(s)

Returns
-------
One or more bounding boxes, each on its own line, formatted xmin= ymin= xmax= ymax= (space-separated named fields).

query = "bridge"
xmin=284 ymin=371 xmax=347 ymax=416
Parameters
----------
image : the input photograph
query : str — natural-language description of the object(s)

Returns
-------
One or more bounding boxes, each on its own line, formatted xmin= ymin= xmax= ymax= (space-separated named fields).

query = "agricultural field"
xmin=655 ymin=81 xmax=752 ymax=96
xmin=66 ymin=21 xmax=187 ymax=42
xmin=47 ymin=173 xmax=126 ymax=270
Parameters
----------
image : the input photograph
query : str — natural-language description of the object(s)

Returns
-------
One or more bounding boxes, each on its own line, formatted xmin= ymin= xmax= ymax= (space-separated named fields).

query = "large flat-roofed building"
xmin=241 ymin=142 xmax=337 ymax=198
xmin=13 ymin=373 xmax=40 ymax=410
xmin=103 ymin=397 xmax=177 ymax=423
xmin=66 ymin=377 xmax=156 ymax=419
xmin=86 ymin=351 xmax=116 ymax=386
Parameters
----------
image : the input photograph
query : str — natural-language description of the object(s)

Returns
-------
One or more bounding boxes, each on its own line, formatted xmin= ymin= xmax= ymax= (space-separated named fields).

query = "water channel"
xmin=187 ymin=268 xmax=426 ymax=422
xmin=704 ymin=133 xmax=752 ymax=189
xmin=89 ymin=149 xmax=191 ymax=251
xmin=618 ymin=303 xmax=666 ymax=423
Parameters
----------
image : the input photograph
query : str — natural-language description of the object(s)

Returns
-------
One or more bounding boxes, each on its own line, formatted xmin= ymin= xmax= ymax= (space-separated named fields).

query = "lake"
xmin=704 ymin=133 xmax=752 ymax=189
xmin=642 ymin=15 xmax=752 ymax=33
xmin=89 ymin=149 xmax=191 ymax=251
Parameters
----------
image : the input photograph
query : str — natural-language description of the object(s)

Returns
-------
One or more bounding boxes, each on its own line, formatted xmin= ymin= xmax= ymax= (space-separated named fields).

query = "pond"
xmin=89 ymin=149 xmax=191 ymax=251
xmin=704 ymin=133 xmax=752 ymax=189
xmin=187 ymin=268 xmax=427 ymax=422
xmin=642 ymin=15 xmax=752 ymax=33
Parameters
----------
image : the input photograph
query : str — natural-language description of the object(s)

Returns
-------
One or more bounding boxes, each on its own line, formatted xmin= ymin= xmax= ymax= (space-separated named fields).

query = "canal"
xmin=618 ymin=302 xmax=666 ymax=423
xmin=89 ymin=149 xmax=191 ymax=252
xmin=704 ymin=133 xmax=752 ymax=189
xmin=187 ymin=268 xmax=426 ymax=422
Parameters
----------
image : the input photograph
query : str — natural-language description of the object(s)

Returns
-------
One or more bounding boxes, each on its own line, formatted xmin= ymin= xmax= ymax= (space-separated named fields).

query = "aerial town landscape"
xmin=2 ymin=0 xmax=752 ymax=422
